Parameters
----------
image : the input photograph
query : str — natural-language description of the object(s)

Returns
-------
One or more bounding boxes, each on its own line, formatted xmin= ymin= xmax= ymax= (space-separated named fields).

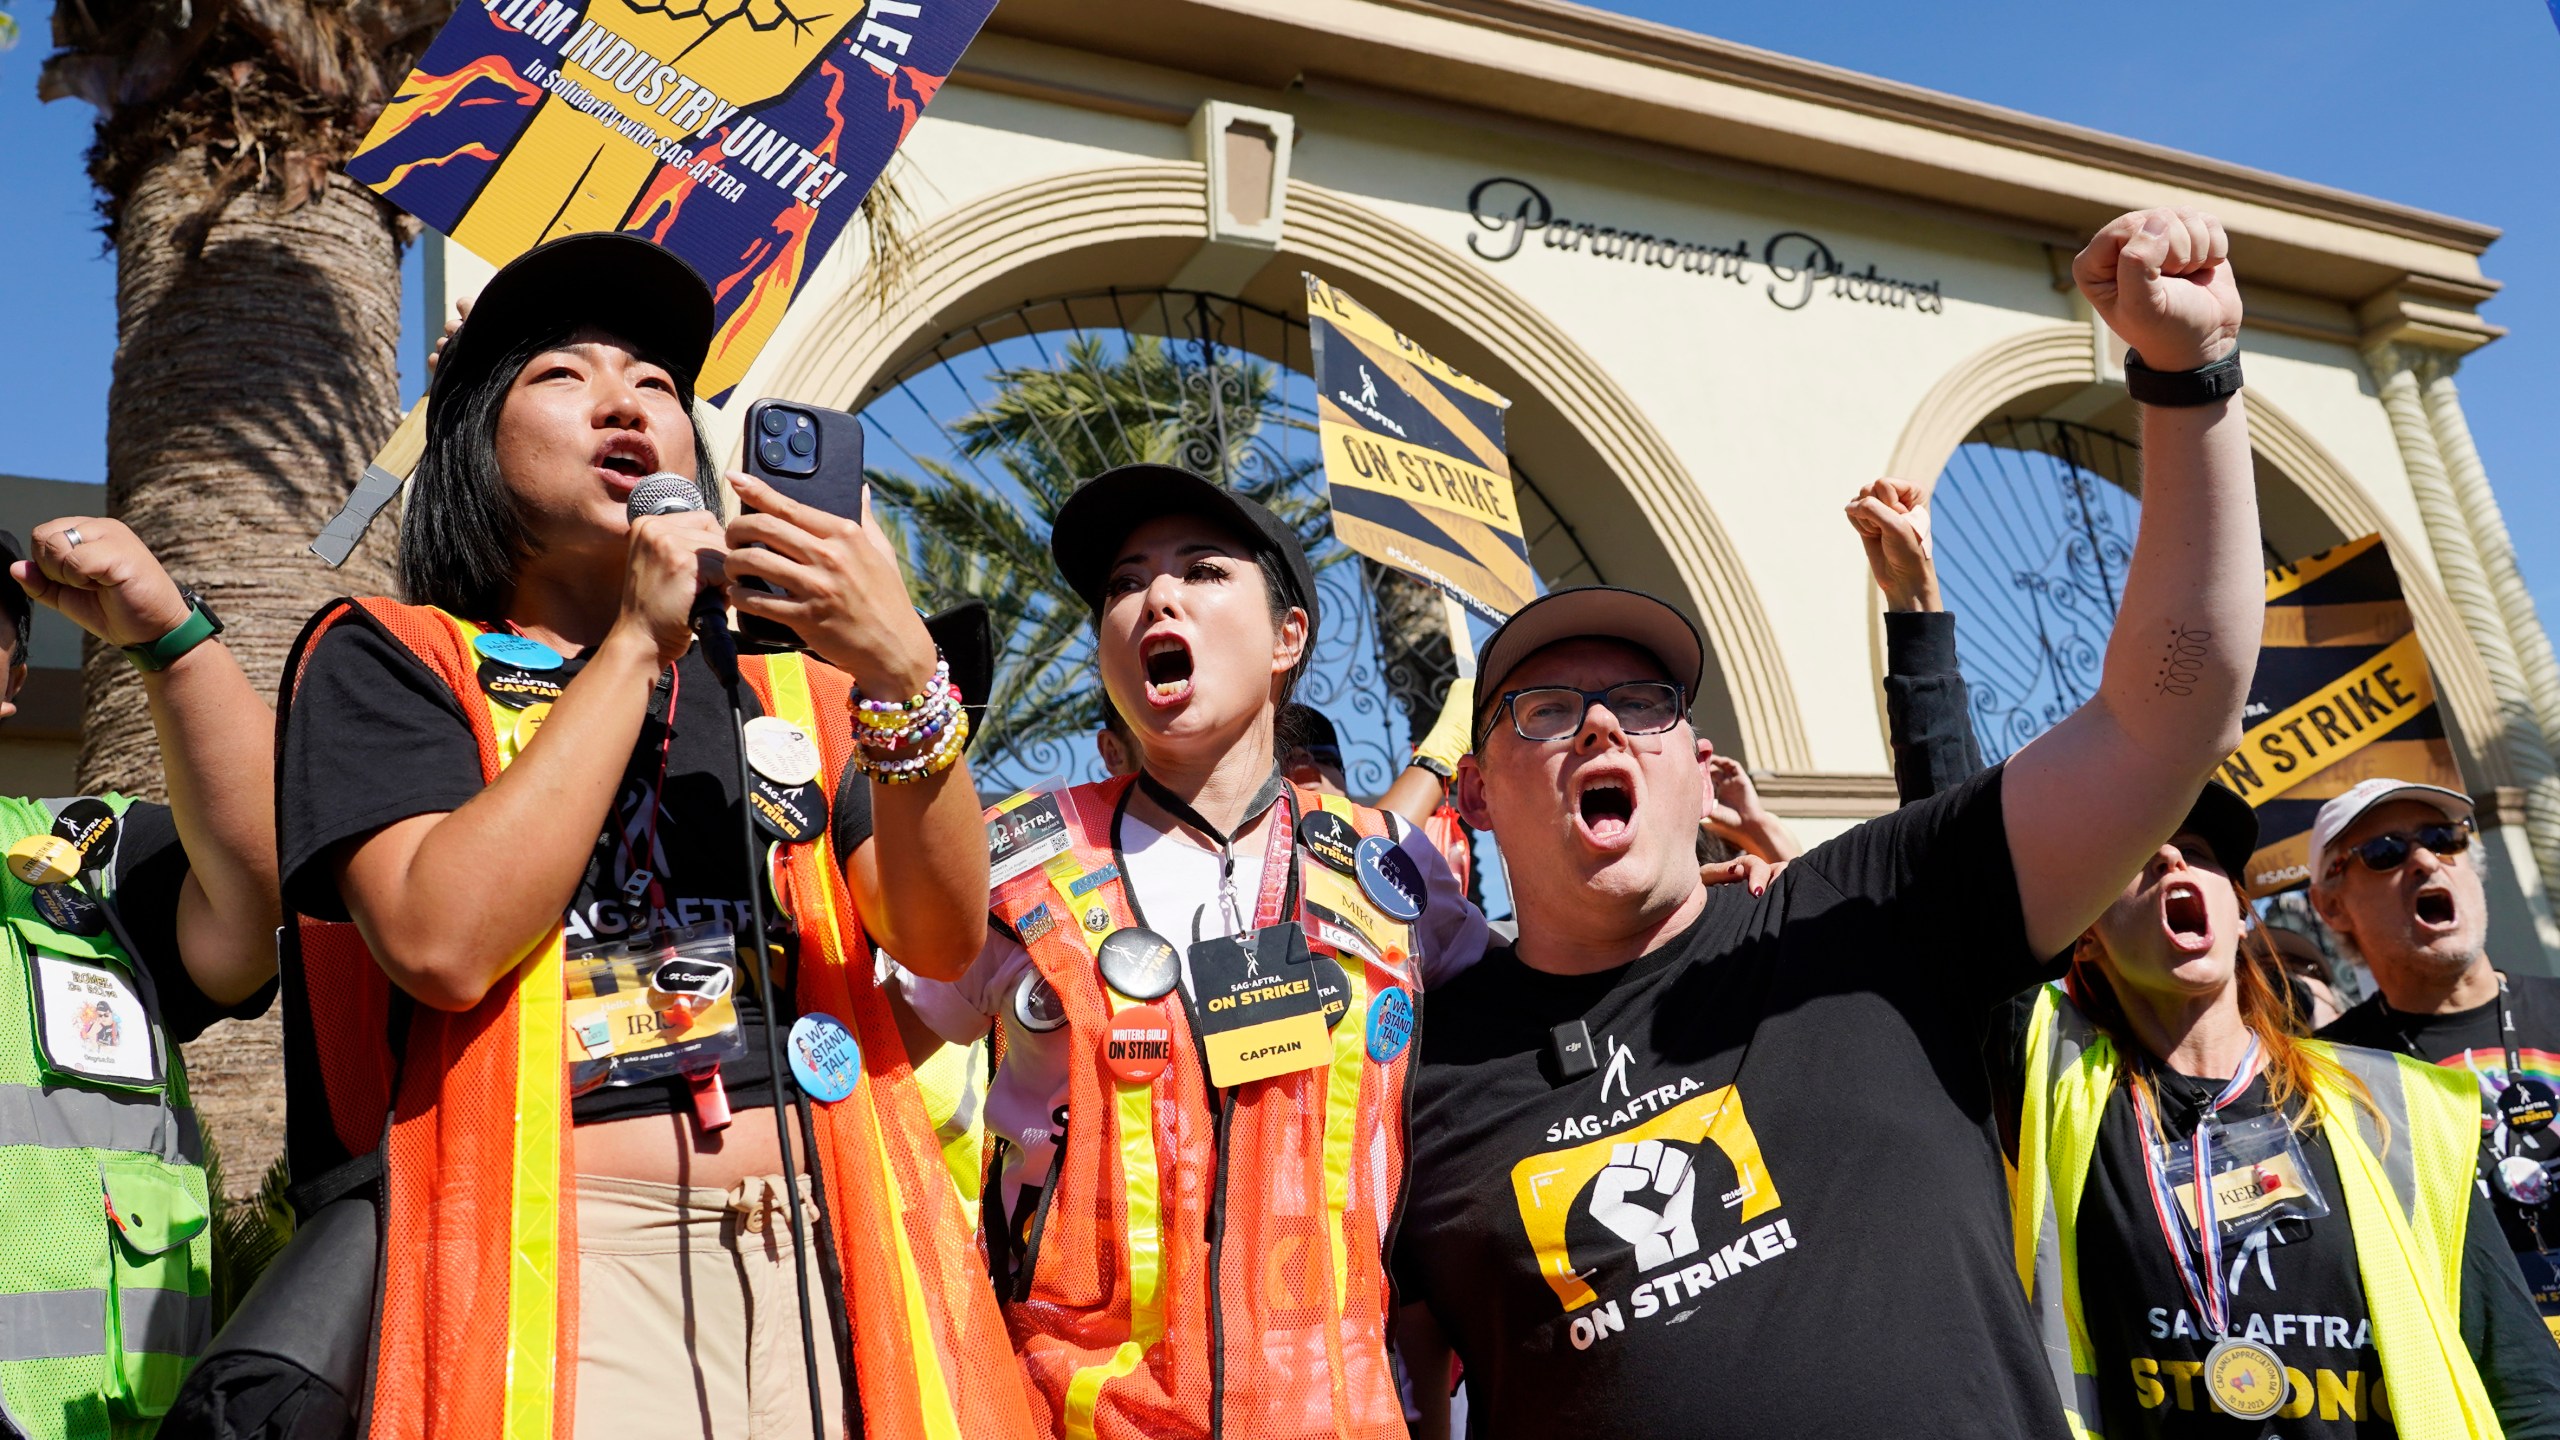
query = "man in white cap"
xmin=1391 ymin=204 xmax=2263 ymax=1437
xmin=2315 ymin=778 xmax=2560 ymax=1340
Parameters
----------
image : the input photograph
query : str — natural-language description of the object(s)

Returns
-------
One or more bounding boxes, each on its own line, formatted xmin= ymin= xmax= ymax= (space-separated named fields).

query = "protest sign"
xmin=1306 ymin=274 xmax=1537 ymax=622
xmin=2215 ymin=534 xmax=2466 ymax=891
xmin=348 ymin=0 xmax=991 ymax=403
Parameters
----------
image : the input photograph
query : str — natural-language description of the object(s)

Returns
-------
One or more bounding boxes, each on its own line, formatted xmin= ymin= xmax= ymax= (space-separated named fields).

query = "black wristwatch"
xmin=121 ymin=586 xmax=224 ymax=672
xmin=2124 ymin=348 xmax=2244 ymax=407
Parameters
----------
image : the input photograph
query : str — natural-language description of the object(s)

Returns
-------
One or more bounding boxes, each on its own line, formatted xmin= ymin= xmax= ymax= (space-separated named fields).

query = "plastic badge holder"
xmin=2161 ymin=1108 xmax=2332 ymax=1246
xmin=565 ymin=921 xmax=748 ymax=1094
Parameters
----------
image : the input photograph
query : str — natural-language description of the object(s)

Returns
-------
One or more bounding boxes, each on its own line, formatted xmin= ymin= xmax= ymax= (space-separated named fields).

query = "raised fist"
xmin=1589 ymin=1138 xmax=1700 ymax=1272
xmin=1844 ymin=477 xmax=1939 ymax=613
xmin=2072 ymin=207 xmax=2242 ymax=374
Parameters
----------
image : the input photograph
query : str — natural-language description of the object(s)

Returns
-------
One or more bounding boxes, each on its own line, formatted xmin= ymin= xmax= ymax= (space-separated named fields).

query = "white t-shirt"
xmin=897 ymin=790 xmax=1489 ymax=1217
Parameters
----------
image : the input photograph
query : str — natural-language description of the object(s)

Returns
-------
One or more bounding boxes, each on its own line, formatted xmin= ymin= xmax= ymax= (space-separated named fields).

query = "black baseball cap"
xmin=2178 ymin=780 xmax=2259 ymax=881
xmin=429 ymin=233 xmax=715 ymax=426
xmin=1048 ymin=464 xmax=1320 ymax=644
xmin=1472 ymin=586 xmax=1707 ymax=737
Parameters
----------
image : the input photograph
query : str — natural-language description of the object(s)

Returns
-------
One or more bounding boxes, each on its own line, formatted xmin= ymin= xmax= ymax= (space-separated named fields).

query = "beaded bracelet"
xmin=863 ymin=708 xmax=970 ymax=784
xmin=850 ymin=655 xmax=958 ymax=752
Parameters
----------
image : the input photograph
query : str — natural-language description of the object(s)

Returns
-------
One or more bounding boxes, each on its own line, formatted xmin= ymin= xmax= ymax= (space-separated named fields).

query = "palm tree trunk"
xmin=84 ymin=151 xmax=406 ymax=1191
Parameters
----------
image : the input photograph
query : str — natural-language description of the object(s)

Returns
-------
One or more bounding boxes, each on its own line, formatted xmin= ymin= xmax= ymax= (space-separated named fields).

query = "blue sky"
xmin=1 ymin=0 xmax=2552 ymax=622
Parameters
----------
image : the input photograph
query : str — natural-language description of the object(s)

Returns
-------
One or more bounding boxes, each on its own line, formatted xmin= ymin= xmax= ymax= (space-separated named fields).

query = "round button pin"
xmin=743 ymin=716 xmax=822 ymax=788
xmin=31 ymin=883 xmax=105 ymax=937
xmin=49 ymin=798 xmax=119 ymax=873
xmin=1354 ymin=836 xmax=1425 ymax=922
xmin=1014 ymin=973 xmax=1069 ymax=1034
xmin=473 ymin=631 xmax=564 ymax=672
xmin=1101 ymin=1001 xmax=1175 ymax=1085
xmin=787 ymin=1013 xmax=861 ymax=1104
xmin=1297 ymin=810 xmax=1362 ymax=875
xmin=478 ymin=661 xmax=564 ymax=710
xmin=9 ymin=835 xmax=83 ymax=889
xmin=750 ymin=775 xmax=827 ymax=844
xmin=1096 ymin=927 xmax=1180 ymax=1001
xmin=2502 ymin=1078 xmax=2558 ymax=1135
xmin=1367 ymin=985 xmax=1415 ymax=1063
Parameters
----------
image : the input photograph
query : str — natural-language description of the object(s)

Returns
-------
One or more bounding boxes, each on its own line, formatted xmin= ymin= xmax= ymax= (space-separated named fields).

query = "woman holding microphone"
xmin=274 ymin=234 xmax=1032 ymax=1440
xmin=2008 ymin=782 xmax=2560 ymax=1438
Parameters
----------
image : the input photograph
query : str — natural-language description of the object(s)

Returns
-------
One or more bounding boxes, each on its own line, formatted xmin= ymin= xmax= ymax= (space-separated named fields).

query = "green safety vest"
xmin=2011 ymin=982 xmax=2496 ymax=1440
xmin=0 ymin=794 xmax=211 ymax=1440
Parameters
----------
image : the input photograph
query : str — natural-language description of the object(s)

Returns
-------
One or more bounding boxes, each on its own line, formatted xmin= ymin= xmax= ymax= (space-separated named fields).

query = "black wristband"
xmin=1408 ymin=753 xmax=1455 ymax=782
xmin=2123 ymin=348 xmax=2243 ymax=407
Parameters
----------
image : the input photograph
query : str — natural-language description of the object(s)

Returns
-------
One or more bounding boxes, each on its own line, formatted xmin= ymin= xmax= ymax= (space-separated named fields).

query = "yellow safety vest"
xmin=2011 ymin=983 xmax=2498 ymax=1439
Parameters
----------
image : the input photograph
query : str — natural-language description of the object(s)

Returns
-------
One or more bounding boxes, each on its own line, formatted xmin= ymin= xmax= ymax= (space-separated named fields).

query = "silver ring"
xmin=61 ymin=527 xmax=82 ymax=549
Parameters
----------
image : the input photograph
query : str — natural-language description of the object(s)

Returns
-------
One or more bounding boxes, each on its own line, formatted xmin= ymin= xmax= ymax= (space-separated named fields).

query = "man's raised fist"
xmin=2072 ymin=207 xmax=2242 ymax=374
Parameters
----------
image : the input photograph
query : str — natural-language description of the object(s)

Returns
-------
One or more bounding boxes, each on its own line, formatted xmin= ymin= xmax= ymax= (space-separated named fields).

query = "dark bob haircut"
xmin=401 ymin=323 xmax=718 ymax=621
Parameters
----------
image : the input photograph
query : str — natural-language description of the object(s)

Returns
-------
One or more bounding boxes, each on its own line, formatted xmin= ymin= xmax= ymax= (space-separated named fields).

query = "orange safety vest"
xmin=984 ymin=776 xmax=1422 ymax=1440
xmin=278 ymin=598 xmax=1036 ymax=1440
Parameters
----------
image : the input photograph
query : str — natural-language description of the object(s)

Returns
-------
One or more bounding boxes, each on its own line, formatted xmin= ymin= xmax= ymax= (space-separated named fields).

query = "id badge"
xmin=29 ymin=947 xmax=162 ymax=1091
xmin=2164 ymin=1109 xmax=2332 ymax=1242
xmin=1182 ymin=921 xmax=1327 ymax=1087
xmin=564 ymin=921 xmax=747 ymax=1092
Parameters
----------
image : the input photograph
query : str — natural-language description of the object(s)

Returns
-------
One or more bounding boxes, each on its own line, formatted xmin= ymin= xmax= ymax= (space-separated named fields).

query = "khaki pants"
xmin=572 ymin=1174 xmax=848 ymax=1440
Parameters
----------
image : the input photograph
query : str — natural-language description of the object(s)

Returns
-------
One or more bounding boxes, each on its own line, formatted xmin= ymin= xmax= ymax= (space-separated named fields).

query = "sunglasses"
xmin=2324 ymin=818 xmax=2474 ymax=881
xmin=1478 ymin=681 xmax=1686 ymax=747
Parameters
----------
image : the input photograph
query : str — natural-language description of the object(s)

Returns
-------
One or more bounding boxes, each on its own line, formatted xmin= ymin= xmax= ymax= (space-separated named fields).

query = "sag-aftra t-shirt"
xmin=1390 ymin=766 xmax=2066 ymax=1440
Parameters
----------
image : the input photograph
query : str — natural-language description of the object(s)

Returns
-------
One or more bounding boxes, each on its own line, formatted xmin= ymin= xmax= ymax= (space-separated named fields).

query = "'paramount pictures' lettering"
xmin=1466 ymin=177 xmax=1944 ymax=315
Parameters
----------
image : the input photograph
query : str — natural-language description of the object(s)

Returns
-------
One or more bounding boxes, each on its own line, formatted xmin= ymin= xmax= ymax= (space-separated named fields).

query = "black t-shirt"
xmin=2324 ymin=977 xmax=2560 ymax=1323
xmin=98 ymin=799 xmax=275 ymax=1044
xmin=1390 ymin=765 xmax=2067 ymax=1440
xmin=279 ymin=621 xmax=872 ymax=1126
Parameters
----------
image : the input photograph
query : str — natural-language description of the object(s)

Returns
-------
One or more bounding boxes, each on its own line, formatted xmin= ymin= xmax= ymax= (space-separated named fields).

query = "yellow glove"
xmin=1411 ymin=677 xmax=1476 ymax=778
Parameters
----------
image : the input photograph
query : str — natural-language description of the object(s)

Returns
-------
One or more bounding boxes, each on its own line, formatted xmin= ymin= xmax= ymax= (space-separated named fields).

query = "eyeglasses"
xmin=1479 ymin=681 xmax=1686 ymax=745
xmin=2323 ymin=819 xmax=2475 ymax=882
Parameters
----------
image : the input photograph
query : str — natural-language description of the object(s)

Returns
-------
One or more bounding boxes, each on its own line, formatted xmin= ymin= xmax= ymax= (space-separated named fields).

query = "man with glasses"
xmin=1389 ymin=204 xmax=2263 ymax=1438
xmin=2315 ymin=779 xmax=2560 ymax=1343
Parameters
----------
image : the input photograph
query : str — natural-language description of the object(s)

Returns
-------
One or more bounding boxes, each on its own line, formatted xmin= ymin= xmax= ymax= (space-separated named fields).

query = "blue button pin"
xmin=473 ymin=632 xmax=564 ymax=672
xmin=787 ymin=1013 xmax=861 ymax=1103
xmin=1354 ymin=835 xmax=1425 ymax=922
xmin=1367 ymin=985 xmax=1415 ymax=1063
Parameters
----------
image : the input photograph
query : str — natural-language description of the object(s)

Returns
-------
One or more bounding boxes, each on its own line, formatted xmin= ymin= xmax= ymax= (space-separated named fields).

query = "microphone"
xmin=625 ymin=472 xmax=738 ymax=682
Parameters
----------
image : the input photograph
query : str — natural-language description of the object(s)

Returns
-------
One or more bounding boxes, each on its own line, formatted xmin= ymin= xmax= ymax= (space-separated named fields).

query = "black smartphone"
xmin=738 ymin=398 xmax=866 ymax=651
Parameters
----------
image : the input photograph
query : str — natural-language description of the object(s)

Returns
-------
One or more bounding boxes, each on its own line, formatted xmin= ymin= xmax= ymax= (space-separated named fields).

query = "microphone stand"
xmin=700 ymin=622 xmax=844 ymax=1440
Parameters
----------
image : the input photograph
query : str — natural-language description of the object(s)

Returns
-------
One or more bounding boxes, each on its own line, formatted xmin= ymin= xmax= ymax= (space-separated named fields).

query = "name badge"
xmin=1184 ymin=921 xmax=1327 ymax=1087
xmin=988 ymin=794 xmax=1071 ymax=888
xmin=32 ymin=949 xmax=161 ymax=1089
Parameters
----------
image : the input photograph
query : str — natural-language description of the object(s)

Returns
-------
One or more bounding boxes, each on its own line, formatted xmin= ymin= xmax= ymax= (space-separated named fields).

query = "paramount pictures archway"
xmin=737 ymin=163 xmax=1815 ymax=780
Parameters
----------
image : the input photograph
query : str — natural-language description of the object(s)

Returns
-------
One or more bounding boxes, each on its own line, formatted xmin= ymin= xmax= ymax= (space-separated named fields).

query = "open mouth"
xmin=2414 ymin=885 xmax=2459 ymax=931
xmin=1575 ymin=775 xmax=1636 ymax=846
xmin=1140 ymin=634 xmax=1195 ymax=707
xmin=595 ymin=434 xmax=658 ymax=489
xmin=2161 ymin=880 xmax=2213 ymax=954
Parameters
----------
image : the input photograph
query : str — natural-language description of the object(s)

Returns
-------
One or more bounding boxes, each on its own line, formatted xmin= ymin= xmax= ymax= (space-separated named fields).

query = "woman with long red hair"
xmin=2006 ymin=782 xmax=2560 ymax=1438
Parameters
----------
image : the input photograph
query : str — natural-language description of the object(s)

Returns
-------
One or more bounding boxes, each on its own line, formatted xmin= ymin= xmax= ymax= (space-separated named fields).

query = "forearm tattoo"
xmin=2154 ymin=623 xmax=2213 ymax=697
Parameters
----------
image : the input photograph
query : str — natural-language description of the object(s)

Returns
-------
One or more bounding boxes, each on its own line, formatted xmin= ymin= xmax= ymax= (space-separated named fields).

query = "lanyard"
xmin=1133 ymin=769 xmax=1295 ymax=933
xmin=2128 ymin=1038 xmax=2267 ymax=1342
xmin=611 ymin=663 xmax=681 ymax=929
xmin=2501 ymin=972 xmax=2525 ymax=1093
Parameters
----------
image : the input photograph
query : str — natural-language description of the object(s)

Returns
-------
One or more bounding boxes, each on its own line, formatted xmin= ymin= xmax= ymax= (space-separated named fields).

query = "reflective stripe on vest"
xmin=994 ymin=778 xmax=1419 ymax=1440
xmin=745 ymin=650 xmax=1035 ymax=1440
xmin=2012 ymin=983 xmax=2499 ymax=1440
xmin=443 ymin=614 xmax=571 ymax=1440
xmin=0 ymin=791 xmax=213 ymax=1440
xmin=0 ymin=1287 xmax=211 ymax=1363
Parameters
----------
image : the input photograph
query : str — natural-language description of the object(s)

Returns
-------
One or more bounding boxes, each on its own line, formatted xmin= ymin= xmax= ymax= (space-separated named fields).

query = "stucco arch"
xmin=736 ymin=162 xmax=1813 ymax=769
xmin=1872 ymin=323 xmax=2514 ymax=787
